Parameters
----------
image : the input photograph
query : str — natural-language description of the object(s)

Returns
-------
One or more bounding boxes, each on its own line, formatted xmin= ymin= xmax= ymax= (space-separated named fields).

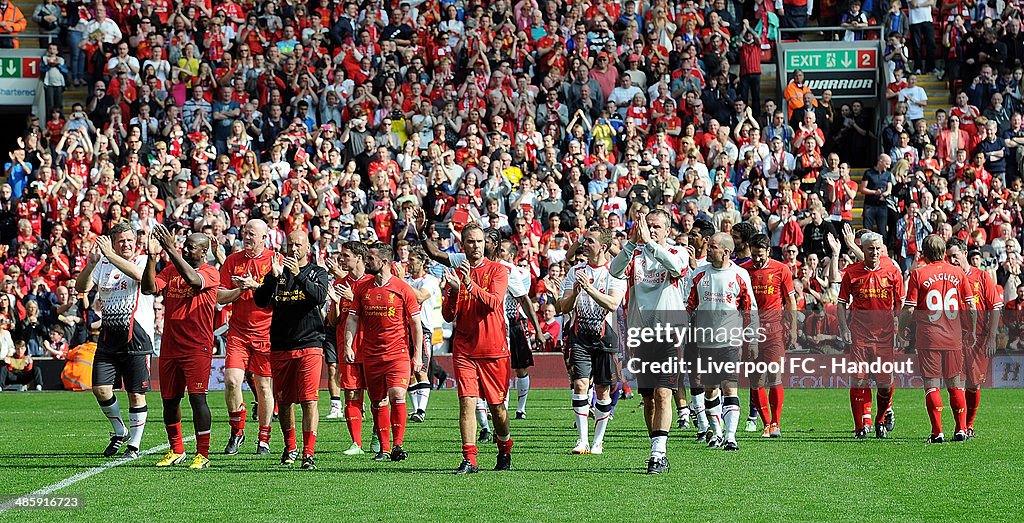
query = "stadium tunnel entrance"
xmin=0 ymin=106 xmax=33 ymax=163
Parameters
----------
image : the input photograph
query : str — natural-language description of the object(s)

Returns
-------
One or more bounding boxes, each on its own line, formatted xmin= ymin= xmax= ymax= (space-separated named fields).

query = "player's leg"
xmin=942 ymin=351 xmax=967 ymax=441
xmin=475 ymin=397 xmax=491 ymax=441
xmin=684 ymin=342 xmax=708 ymax=440
xmin=188 ymin=393 xmax=212 ymax=467
xmin=641 ymin=390 xmax=655 ymax=434
xmin=223 ymin=338 xmax=249 ymax=453
xmin=122 ymin=354 xmax=151 ymax=458
xmin=409 ymin=325 xmax=432 ymax=422
xmin=965 ymin=339 xmax=989 ymax=437
xmin=749 ymin=371 xmax=770 ymax=437
xmin=917 ymin=348 xmax=949 ymax=442
xmin=766 ymin=367 xmax=784 ymax=437
xmin=272 ymin=353 xmax=299 ymax=464
xmin=91 ymin=352 xmax=128 ymax=456
xmin=186 ymin=352 xmax=214 ymax=468
xmin=297 ymin=349 xmax=323 ymax=469
xmin=673 ymin=385 xmax=691 ymax=430
xmin=156 ymin=357 xmax=187 ymax=466
xmin=484 ymin=357 xmax=514 ymax=471
xmin=386 ymin=359 xmax=412 ymax=461
xmin=721 ymin=380 xmax=741 ymax=450
xmin=647 ymin=386 xmax=672 ymax=469
xmin=514 ymin=367 xmax=530 ymax=419
xmin=457 ymin=395 xmax=479 ymax=473
xmin=324 ymin=329 xmax=342 ymax=419
xmin=590 ymin=351 xmax=615 ymax=454
xmin=253 ymin=373 xmax=274 ymax=454
xmin=366 ymin=363 xmax=393 ymax=459
xmin=569 ymin=344 xmax=593 ymax=454
xmin=340 ymin=360 xmax=367 ymax=453
xmin=704 ymin=384 xmax=723 ymax=446
xmin=849 ymin=340 xmax=873 ymax=437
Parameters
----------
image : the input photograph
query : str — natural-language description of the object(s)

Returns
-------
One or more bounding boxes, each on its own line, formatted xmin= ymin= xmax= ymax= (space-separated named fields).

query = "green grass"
xmin=0 ymin=388 xmax=1022 ymax=522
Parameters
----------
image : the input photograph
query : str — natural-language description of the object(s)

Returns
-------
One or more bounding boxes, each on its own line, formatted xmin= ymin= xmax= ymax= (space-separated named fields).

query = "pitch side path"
xmin=1 ymin=390 xmax=1022 ymax=522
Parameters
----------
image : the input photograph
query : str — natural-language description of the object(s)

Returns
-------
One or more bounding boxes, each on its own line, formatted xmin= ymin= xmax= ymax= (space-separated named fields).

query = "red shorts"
xmin=340 ymin=360 xmax=365 ymax=390
xmin=364 ymin=358 xmax=411 ymax=402
xmin=918 ymin=349 xmax=964 ymax=380
xmin=159 ymin=350 xmax=213 ymax=399
xmin=850 ymin=341 xmax=896 ymax=385
xmin=225 ymin=335 xmax=272 ymax=377
xmin=453 ymin=355 xmax=510 ymax=405
xmin=271 ymin=348 xmax=323 ymax=405
xmin=964 ymin=338 xmax=990 ymax=385
xmin=755 ymin=333 xmax=787 ymax=364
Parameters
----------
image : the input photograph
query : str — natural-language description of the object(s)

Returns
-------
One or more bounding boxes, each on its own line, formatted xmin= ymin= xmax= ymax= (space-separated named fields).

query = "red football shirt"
xmin=740 ymin=258 xmax=795 ymax=336
xmin=350 ymin=275 xmax=419 ymax=362
xmin=904 ymin=261 xmax=974 ymax=351
xmin=838 ymin=261 xmax=904 ymax=344
xmin=442 ymin=259 xmax=510 ymax=359
xmin=963 ymin=266 xmax=1002 ymax=338
xmin=220 ymin=249 xmax=275 ymax=343
xmin=155 ymin=263 xmax=220 ymax=357
xmin=333 ymin=272 xmax=374 ymax=360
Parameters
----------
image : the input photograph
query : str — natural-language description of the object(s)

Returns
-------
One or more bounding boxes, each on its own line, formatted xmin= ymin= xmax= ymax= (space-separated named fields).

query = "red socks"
xmin=850 ymin=388 xmax=871 ymax=430
xmin=258 ymin=425 xmax=272 ymax=446
xmin=462 ymin=444 xmax=478 ymax=466
xmin=345 ymin=399 xmax=363 ymax=447
xmin=966 ymin=388 xmax=980 ymax=429
xmin=391 ymin=401 xmax=407 ymax=447
xmin=372 ymin=404 xmax=391 ymax=453
xmin=303 ymin=430 xmax=317 ymax=458
xmin=949 ymin=388 xmax=967 ymax=434
xmin=165 ymin=422 xmax=184 ymax=454
xmin=196 ymin=431 xmax=210 ymax=457
xmin=769 ymin=386 xmax=784 ymax=426
xmin=228 ymin=405 xmax=246 ymax=436
xmin=925 ymin=387 xmax=944 ymax=436
xmin=283 ymin=427 xmax=297 ymax=452
xmin=752 ymin=388 xmax=770 ymax=425
xmin=496 ymin=436 xmax=514 ymax=455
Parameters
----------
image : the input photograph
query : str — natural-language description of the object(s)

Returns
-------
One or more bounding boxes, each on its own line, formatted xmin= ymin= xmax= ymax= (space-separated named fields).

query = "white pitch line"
xmin=0 ymin=435 xmax=196 ymax=514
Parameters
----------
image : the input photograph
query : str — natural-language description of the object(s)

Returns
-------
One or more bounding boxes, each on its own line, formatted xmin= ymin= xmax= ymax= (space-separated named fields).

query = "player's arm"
xmin=296 ymin=267 xmax=331 ymax=305
xmin=156 ymin=225 xmax=205 ymax=290
xmin=342 ymin=312 xmax=358 ymax=363
xmin=94 ymin=235 xmax=145 ymax=282
xmin=407 ymin=288 xmax=424 ymax=367
xmin=897 ymin=271 xmax=917 ymax=334
xmin=75 ymin=243 xmax=102 ymax=293
xmin=464 ymin=265 xmax=507 ymax=311
xmin=422 ymin=238 xmax=453 ymax=266
xmin=836 ymin=272 xmax=853 ymax=341
xmin=141 ymin=248 xmax=161 ymax=296
xmin=646 ymin=241 xmax=685 ymax=277
xmin=609 ymin=240 xmax=636 ymax=279
xmin=253 ymin=256 xmax=283 ymax=308
xmin=218 ymin=286 xmax=245 ymax=304
xmin=517 ymin=294 xmax=542 ymax=331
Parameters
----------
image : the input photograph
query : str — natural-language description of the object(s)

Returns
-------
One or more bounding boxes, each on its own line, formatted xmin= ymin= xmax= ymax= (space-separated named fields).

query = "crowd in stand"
xmin=4 ymin=0 xmax=1024 ymax=390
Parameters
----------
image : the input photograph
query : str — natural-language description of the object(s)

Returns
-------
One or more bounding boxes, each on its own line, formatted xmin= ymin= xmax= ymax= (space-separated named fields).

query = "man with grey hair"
xmin=861 ymin=155 xmax=894 ymax=242
xmin=837 ymin=231 xmax=904 ymax=439
xmin=685 ymin=232 xmax=758 ymax=451
xmin=218 ymin=219 xmax=278 ymax=455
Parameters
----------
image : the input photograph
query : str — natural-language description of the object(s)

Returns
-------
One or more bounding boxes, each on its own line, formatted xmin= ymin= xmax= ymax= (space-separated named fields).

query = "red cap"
xmin=629 ymin=53 xmax=640 ymax=62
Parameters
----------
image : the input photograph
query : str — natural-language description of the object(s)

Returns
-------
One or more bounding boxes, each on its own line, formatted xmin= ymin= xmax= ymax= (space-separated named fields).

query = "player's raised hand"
xmin=231 ymin=274 xmax=257 ymax=290
xmin=327 ymin=284 xmax=342 ymax=303
xmin=394 ymin=261 xmax=406 ymax=279
xmin=827 ymin=232 xmax=841 ymax=255
xmin=458 ymin=261 xmax=472 ymax=287
xmin=147 ymin=230 xmax=162 ymax=255
xmin=575 ymin=270 xmax=593 ymax=293
xmin=95 ymin=235 xmax=114 ymax=258
xmin=443 ymin=269 xmax=461 ymax=290
xmin=87 ymin=242 xmax=102 ymax=264
xmin=637 ymin=213 xmax=652 ymax=244
xmin=336 ymin=282 xmax=353 ymax=301
xmin=271 ymin=253 xmax=285 ymax=277
xmin=152 ymin=223 xmax=174 ymax=249
xmin=842 ymin=223 xmax=856 ymax=246
xmin=284 ymin=255 xmax=301 ymax=275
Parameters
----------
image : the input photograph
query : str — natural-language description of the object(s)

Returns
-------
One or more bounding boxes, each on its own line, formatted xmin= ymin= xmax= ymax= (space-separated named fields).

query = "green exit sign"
xmin=786 ymin=49 xmax=877 ymax=71
xmin=0 ymin=57 xmax=20 ymax=78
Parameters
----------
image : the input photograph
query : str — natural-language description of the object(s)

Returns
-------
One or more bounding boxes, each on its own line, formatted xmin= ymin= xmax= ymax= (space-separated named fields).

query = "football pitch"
xmin=1 ymin=388 xmax=1022 ymax=522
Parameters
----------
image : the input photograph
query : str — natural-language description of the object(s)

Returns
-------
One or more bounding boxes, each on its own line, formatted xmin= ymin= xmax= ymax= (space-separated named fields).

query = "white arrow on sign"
xmin=840 ymin=53 xmax=853 ymax=68
xmin=4 ymin=60 xmax=15 ymax=76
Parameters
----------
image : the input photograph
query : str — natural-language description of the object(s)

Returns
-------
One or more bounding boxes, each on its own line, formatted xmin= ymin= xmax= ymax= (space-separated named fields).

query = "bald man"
xmin=254 ymin=230 xmax=330 ymax=470
xmin=143 ymin=224 xmax=221 ymax=469
xmin=219 ymin=219 xmax=277 ymax=455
